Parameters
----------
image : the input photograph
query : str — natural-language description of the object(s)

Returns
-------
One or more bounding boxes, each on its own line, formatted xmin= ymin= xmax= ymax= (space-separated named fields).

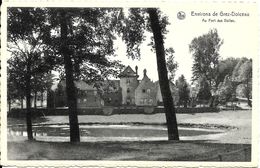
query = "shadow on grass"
xmin=8 ymin=140 xmax=251 ymax=161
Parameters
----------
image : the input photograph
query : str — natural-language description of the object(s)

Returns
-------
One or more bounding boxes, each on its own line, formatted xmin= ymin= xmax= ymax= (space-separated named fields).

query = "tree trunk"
xmin=25 ymin=62 xmax=33 ymax=141
xmin=21 ymin=97 xmax=23 ymax=109
xmin=8 ymin=99 xmax=11 ymax=112
xmin=34 ymin=91 xmax=37 ymax=109
xmin=148 ymin=8 xmax=179 ymax=140
xmin=247 ymin=97 xmax=252 ymax=107
xmin=41 ymin=91 xmax=44 ymax=107
xmin=60 ymin=10 xmax=80 ymax=143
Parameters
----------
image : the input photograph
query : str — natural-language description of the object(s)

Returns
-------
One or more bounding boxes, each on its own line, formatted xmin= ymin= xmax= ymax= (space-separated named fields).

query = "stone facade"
xmin=135 ymin=69 xmax=157 ymax=106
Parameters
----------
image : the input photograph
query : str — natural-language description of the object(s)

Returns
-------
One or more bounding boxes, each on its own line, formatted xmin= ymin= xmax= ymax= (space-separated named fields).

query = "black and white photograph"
xmin=1 ymin=0 xmax=259 ymax=167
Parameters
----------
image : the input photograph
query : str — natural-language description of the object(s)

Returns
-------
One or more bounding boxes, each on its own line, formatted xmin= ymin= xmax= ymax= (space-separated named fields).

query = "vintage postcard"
xmin=1 ymin=0 xmax=259 ymax=167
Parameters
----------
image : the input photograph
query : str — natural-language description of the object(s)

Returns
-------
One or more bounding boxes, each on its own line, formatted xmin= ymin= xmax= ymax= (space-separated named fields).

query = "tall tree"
xmin=45 ymin=8 xmax=124 ymax=142
xmin=59 ymin=9 xmax=80 ymax=142
xmin=197 ymin=76 xmax=212 ymax=106
xmin=148 ymin=8 xmax=179 ymax=140
xmin=189 ymin=29 xmax=223 ymax=90
xmin=176 ymin=75 xmax=190 ymax=107
xmin=117 ymin=8 xmax=179 ymax=140
xmin=8 ymin=8 xmax=55 ymax=140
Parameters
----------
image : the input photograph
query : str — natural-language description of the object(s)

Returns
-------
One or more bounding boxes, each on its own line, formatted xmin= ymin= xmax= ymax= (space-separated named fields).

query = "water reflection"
xmin=8 ymin=123 xmax=224 ymax=142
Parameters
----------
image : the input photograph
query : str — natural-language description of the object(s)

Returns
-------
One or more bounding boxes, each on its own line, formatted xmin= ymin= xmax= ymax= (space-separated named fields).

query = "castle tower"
xmin=119 ymin=65 xmax=139 ymax=105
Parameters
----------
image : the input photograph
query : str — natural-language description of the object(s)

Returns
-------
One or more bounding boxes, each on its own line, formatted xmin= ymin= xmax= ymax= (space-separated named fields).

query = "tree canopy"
xmin=189 ymin=29 xmax=223 ymax=89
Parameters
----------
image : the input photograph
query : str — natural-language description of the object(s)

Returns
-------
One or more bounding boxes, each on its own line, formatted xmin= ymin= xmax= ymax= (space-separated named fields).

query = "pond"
xmin=8 ymin=123 xmax=226 ymax=142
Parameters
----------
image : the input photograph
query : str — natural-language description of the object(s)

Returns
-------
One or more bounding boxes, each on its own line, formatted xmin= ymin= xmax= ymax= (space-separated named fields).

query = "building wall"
xmin=103 ymin=88 xmax=122 ymax=106
xmin=135 ymin=77 xmax=157 ymax=106
xmin=77 ymin=90 xmax=103 ymax=108
xmin=120 ymin=77 xmax=139 ymax=105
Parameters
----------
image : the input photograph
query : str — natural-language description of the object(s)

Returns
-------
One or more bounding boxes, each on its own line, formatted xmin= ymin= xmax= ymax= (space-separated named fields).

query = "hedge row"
xmin=8 ymin=106 xmax=220 ymax=118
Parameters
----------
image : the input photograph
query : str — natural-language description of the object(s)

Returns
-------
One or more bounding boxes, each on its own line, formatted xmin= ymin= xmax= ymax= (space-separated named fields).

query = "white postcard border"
xmin=1 ymin=0 xmax=259 ymax=167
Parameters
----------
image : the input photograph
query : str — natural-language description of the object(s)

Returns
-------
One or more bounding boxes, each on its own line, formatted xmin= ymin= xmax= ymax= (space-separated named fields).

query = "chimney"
xmin=143 ymin=68 xmax=147 ymax=77
xmin=135 ymin=65 xmax=138 ymax=76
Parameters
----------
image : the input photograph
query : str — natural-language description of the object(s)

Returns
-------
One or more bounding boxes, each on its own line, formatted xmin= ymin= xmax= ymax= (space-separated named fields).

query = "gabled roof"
xmin=118 ymin=65 xmax=138 ymax=78
xmin=59 ymin=80 xmax=97 ymax=91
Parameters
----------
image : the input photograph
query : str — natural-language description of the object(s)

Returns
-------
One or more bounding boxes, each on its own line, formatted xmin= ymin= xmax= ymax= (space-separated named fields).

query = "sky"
xmin=114 ymin=3 xmax=257 ymax=83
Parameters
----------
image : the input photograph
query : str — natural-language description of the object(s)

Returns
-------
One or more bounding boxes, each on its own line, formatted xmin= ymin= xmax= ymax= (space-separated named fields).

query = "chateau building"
xmin=53 ymin=66 xmax=178 ymax=107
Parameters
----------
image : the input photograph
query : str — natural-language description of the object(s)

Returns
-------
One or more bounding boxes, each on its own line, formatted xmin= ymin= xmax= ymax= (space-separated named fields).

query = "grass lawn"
xmin=8 ymin=140 xmax=251 ymax=161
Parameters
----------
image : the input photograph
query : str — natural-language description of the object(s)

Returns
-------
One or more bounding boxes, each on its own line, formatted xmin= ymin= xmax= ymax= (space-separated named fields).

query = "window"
xmin=83 ymin=99 xmax=87 ymax=102
xmin=147 ymin=89 xmax=151 ymax=94
xmin=127 ymin=88 xmax=130 ymax=93
xmin=77 ymin=99 xmax=81 ymax=103
xmin=126 ymin=79 xmax=130 ymax=85
xmin=93 ymin=90 xmax=97 ymax=95
xmin=142 ymin=89 xmax=146 ymax=93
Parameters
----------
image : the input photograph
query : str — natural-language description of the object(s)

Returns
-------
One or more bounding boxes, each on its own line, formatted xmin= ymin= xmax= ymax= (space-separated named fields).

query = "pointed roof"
xmin=136 ymin=69 xmax=155 ymax=90
xmin=118 ymin=65 xmax=138 ymax=78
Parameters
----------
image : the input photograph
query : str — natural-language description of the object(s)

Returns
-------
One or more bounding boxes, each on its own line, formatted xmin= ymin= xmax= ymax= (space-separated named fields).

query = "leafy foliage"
xmin=42 ymin=8 xmax=125 ymax=84
xmin=217 ymin=75 xmax=235 ymax=104
xmin=214 ymin=57 xmax=252 ymax=106
xmin=189 ymin=29 xmax=223 ymax=88
xmin=197 ymin=76 xmax=212 ymax=102
xmin=7 ymin=8 xmax=56 ymax=105
xmin=175 ymin=75 xmax=190 ymax=107
xmin=232 ymin=58 xmax=252 ymax=106
xmin=215 ymin=57 xmax=240 ymax=87
xmin=166 ymin=48 xmax=178 ymax=82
